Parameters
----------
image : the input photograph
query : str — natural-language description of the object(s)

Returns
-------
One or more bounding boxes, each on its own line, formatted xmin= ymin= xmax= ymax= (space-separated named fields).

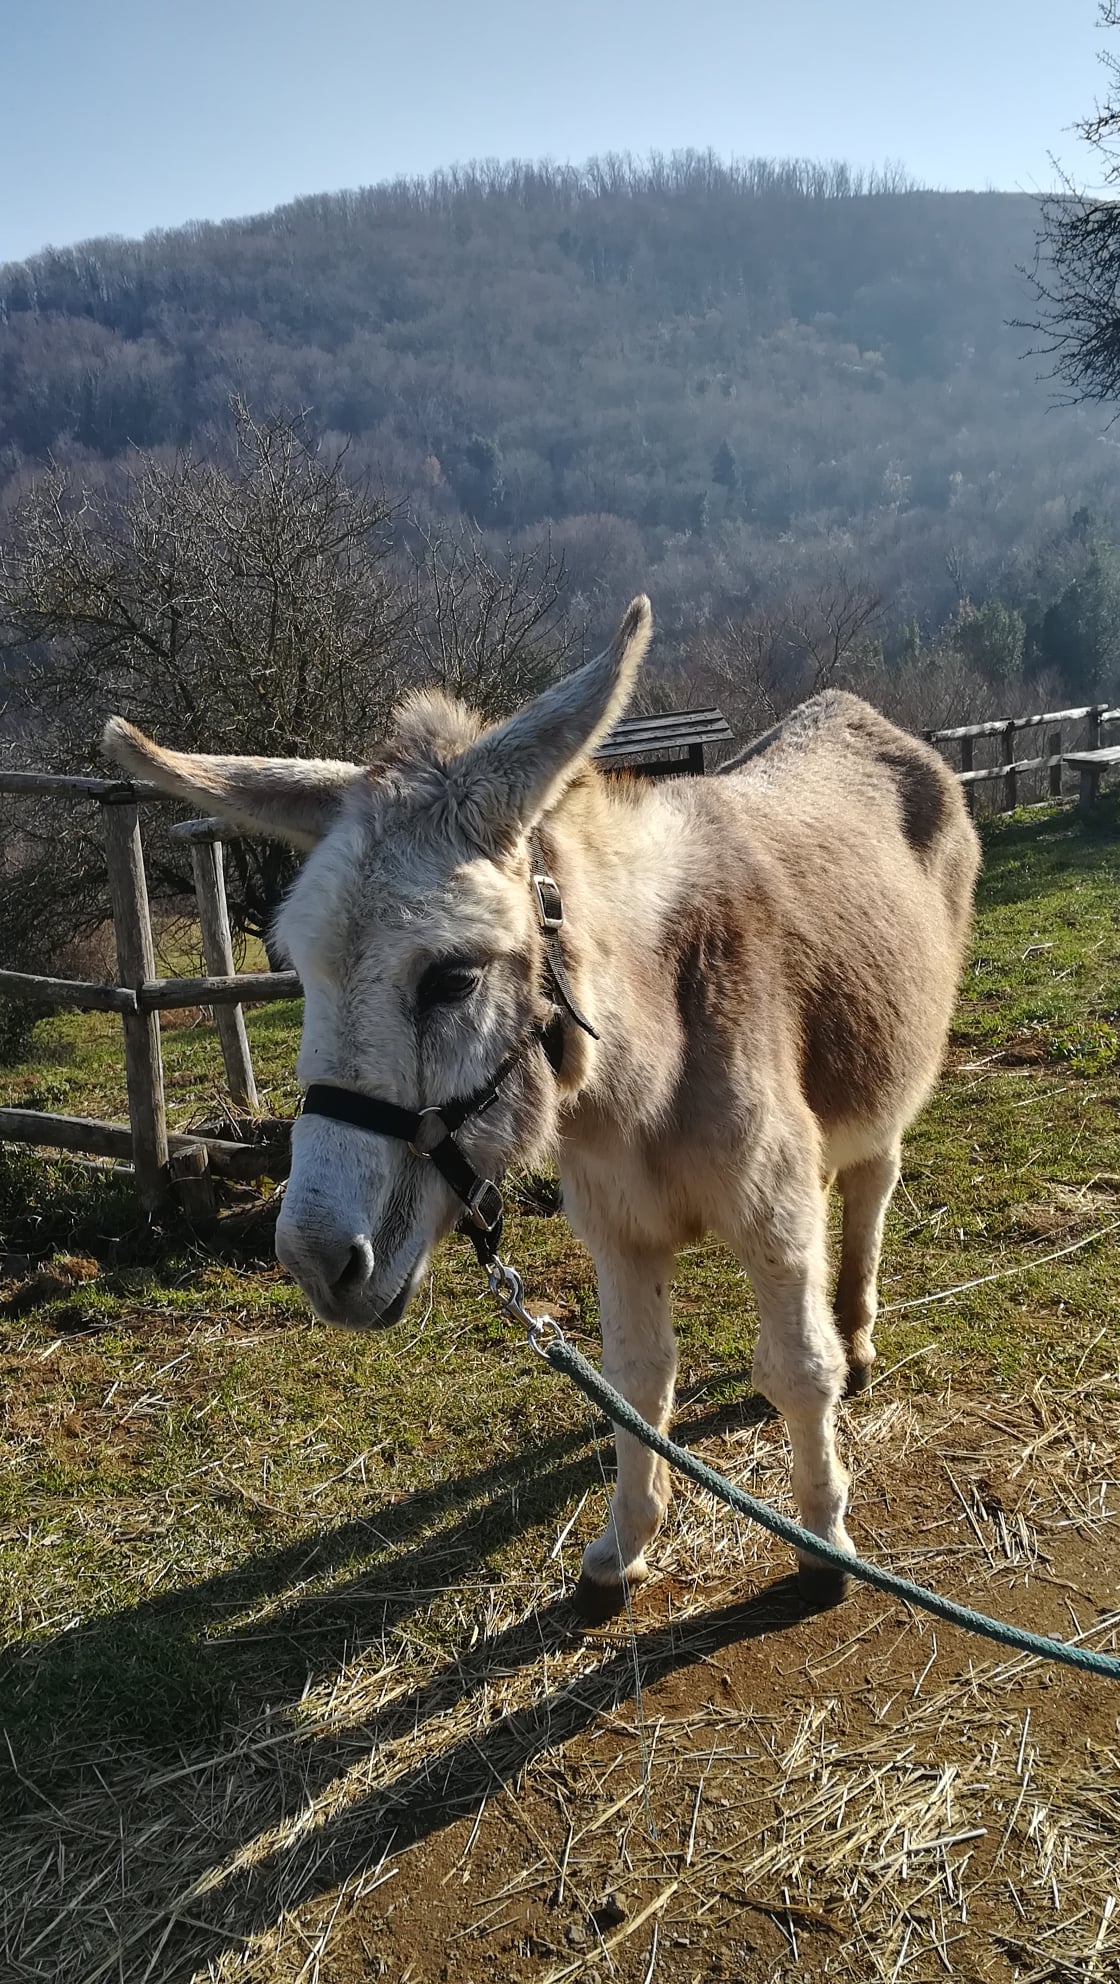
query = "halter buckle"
xmin=408 ymin=1107 xmax=448 ymax=1158
xmin=464 ymin=1177 xmax=504 ymax=1232
xmin=533 ymin=872 xmax=564 ymax=932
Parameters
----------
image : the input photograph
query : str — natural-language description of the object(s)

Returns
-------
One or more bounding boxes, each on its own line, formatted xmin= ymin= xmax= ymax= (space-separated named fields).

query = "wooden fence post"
xmin=168 ymin=1143 xmax=217 ymax=1223
xmin=1001 ymin=722 xmax=1018 ymax=813
xmin=190 ymin=837 xmax=259 ymax=1113
xmin=959 ymin=735 xmax=976 ymax=816
xmin=1048 ymin=728 xmax=1062 ymax=799
xmin=101 ymin=797 xmax=169 ymax=1210
xmin=1078 ymin=764 xmax=1100 ymax=812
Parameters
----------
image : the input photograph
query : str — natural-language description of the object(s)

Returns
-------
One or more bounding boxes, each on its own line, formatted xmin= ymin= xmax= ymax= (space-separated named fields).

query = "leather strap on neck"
xmin=529 ymin=831 xmax=599 ymax=1043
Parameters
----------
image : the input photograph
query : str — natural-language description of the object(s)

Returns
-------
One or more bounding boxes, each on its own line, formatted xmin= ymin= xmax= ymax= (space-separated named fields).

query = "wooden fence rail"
xmin=923 ymin=703 xmax=1120 ymax=815
xmin=0 ymin=1107 xmax=289 ymax=1180
xmin=0 ymin=970 xmax=139 ymax=1014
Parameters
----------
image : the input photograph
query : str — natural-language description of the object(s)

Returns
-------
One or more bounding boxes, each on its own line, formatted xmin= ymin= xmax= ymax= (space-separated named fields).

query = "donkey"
xmin=104 ymin=597 xmax=979 ymax=1619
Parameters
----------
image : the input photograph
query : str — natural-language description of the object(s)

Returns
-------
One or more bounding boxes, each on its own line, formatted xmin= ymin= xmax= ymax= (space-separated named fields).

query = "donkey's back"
xmin=708 ymin=691 xmax=979 ymax=1162
xmin=725 ymin=689 xmax=976 ymax=928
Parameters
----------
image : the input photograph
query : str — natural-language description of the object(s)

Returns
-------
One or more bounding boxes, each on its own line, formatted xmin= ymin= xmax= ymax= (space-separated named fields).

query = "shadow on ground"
xmin=4 ymin=1382 xmax=807 ymax=1981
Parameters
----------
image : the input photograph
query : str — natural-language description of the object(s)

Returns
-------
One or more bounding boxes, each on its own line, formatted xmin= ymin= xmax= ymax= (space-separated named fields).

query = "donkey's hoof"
xmin=572 ymin=1571 xmax=627 ymax=1623
xmin=796 ymin=1561 xmax=851 ymax=1610
xmin=844 ymin=1361 xmax=874 ymax=1398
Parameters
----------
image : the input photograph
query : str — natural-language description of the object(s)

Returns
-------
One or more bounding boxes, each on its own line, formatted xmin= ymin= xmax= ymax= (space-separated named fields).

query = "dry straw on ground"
xmin=4 ymin=1353 xmax=1118 ymax=1984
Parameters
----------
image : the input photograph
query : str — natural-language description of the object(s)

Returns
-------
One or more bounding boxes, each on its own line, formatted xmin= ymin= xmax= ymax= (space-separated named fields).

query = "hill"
xmin=1 ymin=156 xmax=1117 ymax=650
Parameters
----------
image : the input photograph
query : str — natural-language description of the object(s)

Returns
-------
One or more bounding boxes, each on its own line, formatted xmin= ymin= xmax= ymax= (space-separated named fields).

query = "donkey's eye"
xmin=417 ymin=959 xmax=481 ymax=1010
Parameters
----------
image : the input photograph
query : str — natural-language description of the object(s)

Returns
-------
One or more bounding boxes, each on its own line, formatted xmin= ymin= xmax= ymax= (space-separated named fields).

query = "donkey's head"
xmin=103 ymin=597 xmax=651 ymax=1328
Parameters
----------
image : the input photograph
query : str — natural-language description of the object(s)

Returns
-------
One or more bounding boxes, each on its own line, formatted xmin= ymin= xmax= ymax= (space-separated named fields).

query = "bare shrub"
xmin=0 ymin=418 xmax=585 ymax=985
xmin=684 ymin=570 xmax=883 ymax=737
xmin=405 ymin=517 xmax=581 ymax=716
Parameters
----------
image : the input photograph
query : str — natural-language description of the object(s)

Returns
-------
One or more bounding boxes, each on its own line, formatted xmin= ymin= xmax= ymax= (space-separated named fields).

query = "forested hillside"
xmin=1 ymin=155 xmax=1117 ymax=661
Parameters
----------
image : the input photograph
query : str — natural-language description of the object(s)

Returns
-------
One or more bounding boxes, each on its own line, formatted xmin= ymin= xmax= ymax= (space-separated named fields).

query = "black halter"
xmin=298 ymin=836 xmax=596 ymax=1268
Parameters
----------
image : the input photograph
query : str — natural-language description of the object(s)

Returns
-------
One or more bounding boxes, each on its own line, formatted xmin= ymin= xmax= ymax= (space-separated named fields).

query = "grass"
xmin=1 ymin=794 xmax=1118 ymax=1983
xmin=2 ymin=987 xmax=303 ymax=1133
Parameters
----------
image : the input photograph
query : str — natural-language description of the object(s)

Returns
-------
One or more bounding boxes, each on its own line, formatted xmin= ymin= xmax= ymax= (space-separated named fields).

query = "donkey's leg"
xmin=576 ymin=1246 xmax=677 ymax=1623
xmin=834 ymin=1143 xmax=901 ymax=1395
xmin=741 ymin=1194 xmax=854 ymax=1609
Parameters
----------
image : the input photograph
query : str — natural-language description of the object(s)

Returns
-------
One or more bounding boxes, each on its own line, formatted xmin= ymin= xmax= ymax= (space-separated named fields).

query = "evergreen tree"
xmin=712 ymin=438 xmax=741 ymax=496
xmin=1037 ymin=547 xmax=1120 ymax=696
xmin=954 ymin=600 xmax=1026 ymax=682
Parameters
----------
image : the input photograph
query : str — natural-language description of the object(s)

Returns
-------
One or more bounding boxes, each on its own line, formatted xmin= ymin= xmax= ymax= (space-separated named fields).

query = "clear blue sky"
xmin=0 ymin=0 xmax=1110 ymax=264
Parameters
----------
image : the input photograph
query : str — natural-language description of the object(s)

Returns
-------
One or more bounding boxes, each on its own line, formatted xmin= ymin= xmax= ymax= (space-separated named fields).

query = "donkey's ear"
xmin=101 ymin=719 xmax=364 ymax=850
xmin=448 ymin=595 xmax=652 ymax=847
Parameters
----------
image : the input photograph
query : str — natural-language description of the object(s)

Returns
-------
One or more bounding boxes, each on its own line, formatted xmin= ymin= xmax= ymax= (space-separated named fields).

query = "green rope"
xmin=541 ymin=1335 xmax=1120 ymax=1681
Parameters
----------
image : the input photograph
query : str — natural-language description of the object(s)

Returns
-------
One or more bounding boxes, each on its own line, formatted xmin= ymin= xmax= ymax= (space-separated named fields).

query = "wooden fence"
xmin=0 ymin=773 xmax=300 ymax=1213
xmin=2 ymin=699 xmax=1119 ymax=1213
xmin=924 ymin=701 xmax=1120 ymax=814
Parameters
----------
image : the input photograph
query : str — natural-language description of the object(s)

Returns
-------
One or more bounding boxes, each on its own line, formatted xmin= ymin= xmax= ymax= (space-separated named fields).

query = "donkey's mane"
xmin=364 ymin=687 xmax=647 ymax=840
xmin=385 ymin=689 xmax=487 ymax=768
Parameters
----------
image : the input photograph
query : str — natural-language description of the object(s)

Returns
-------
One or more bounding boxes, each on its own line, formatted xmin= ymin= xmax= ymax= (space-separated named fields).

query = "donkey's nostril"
xmin=274 ymin=1215 xmax=376 ymax=1310
xmin=331 ymin=1242 xmax=373 ymax=1298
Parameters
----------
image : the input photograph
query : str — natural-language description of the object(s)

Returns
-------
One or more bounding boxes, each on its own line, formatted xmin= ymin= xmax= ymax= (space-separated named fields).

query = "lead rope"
xmin=483 ymin=1257 xmax=1120 ymax=1682
xmin=486 ymin=1258 xmax=659 ymax=1836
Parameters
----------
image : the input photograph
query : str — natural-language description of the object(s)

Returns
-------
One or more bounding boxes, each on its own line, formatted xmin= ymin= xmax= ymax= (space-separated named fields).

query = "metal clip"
xmin=485 ymin=1253 xmax=566 ymax=1355
xmin=526 ymin=1313 xmax=565 ymax=1359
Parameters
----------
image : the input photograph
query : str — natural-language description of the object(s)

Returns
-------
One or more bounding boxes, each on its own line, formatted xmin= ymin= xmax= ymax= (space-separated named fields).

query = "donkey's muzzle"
xmin=274 ymin=1211 xmax=373 ymax=1319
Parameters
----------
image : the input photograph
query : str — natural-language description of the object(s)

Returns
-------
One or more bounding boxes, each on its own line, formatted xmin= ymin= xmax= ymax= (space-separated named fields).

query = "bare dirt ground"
xmin=291 ymin=1376 xmax=1120 ymax=1984
xmin=8 ymin=1350 xmax=1116 ymax=1984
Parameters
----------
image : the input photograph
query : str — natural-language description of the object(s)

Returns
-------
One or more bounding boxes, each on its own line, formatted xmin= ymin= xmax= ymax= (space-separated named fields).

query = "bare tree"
xmin=0 ymin=415 xmax=593 ymax=986
xmin=785 ymin=574 xmax=883 ymax=692
xmin=688 ymin=605 xmax=790 ymax=732
xmin=687 ymin=570 xmax=882 ymax=736
xmin=1025 ymin=3 xmax=1120 ymax=402
xmin=2 ymin=401 xmax=406 ymax=754
xmin=0 ymin=404 xmax=410 ymax=965
xmin=847 ymin=645 xmax=1010 ymax=738
xmin=406 ymin=519 xmax=581 ymax=716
